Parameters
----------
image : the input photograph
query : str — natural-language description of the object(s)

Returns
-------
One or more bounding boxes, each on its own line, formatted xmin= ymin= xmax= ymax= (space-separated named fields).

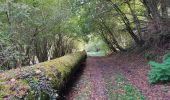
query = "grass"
xmin=105 ymin=73 xmax=145 ymax=100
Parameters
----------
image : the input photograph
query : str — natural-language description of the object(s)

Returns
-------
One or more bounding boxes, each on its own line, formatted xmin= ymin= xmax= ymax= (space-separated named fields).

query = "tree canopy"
xmin=0 ymin=0 xmax=170 ymax=69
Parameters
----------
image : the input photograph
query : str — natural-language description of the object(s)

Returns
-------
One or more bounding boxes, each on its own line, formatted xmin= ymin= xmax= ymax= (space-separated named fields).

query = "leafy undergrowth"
xmin=148 ymin=51 xmax=170 ymax=84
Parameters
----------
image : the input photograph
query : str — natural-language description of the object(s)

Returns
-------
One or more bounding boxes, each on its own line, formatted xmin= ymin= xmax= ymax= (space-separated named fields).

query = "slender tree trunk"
xmin=161 ymin=0 xmax=168 ymax=18
xmin=108 ymin=1 xmax=144 ymax=46
xmin=6 ymin=1 xmax=13 ymax=34
xmin=142 ymin=0 xmax=162 ymax=26
xmin=142 ymin=0 xmax=152 ymax=19
xmin=99 ymin=28 xmax=118 ymax=52
xmin=125 ymin=0 xmax=144 ymax=43
xmin=99 ymin=18 xmax=125 ymax=51
xmin=35 ymin=37 xmax=48 ymax=62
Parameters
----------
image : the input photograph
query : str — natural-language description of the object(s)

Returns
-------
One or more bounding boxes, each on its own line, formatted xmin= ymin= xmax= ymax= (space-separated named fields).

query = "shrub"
xmin=148 ymin=52 xmax=170 ymax=84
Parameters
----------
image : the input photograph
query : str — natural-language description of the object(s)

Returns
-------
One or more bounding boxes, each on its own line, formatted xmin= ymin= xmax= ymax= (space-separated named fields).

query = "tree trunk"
xmin=142 ymin=0 xmax=170 ymax=45
xmin=99 ymin=18 xmax=125 ymax=51
xmin=109 ymin=1 xmax=144 ymax=46
xmin=126 ymin=0 xmax=144 ymax=43
xmin=0 ymin=52 xmax=87 ymax=99
xmin=161 ymin=0 xmax=168 ymax=18
xmin=35 ymin=37 xmax=48 ymax=62
xmin=99 ymin=28 xmax=118 ymax=52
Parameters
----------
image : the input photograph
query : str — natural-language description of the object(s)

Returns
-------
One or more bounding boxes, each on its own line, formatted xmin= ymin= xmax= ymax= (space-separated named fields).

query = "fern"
xmin=148 ymin=52 xmax=170 ymax=84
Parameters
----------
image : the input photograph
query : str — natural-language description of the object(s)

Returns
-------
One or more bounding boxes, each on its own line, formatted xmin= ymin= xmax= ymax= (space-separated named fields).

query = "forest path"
xmin=64 ymin=56 xmax=113 ymax=100
xmin=63 ymin=53 xmax=170 ymax=100
xmin=63 ymin=56 xmax=143 ymax=100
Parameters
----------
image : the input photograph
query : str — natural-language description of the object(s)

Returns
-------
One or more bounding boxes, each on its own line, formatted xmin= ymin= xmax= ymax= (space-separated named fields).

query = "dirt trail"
xmin=63 ymin=54 xmax=170 ymax=100
xmin=64 ymin=57 xmax=113 ymax=100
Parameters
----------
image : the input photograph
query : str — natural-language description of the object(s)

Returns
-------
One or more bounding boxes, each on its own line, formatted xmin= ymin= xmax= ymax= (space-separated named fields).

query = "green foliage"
xmin=85 ymin=36 xmax=110 ymax=56
xmin=0 ymin=0 xmax=86 ymax=69
xmin=0 ymin=0 xmax=164 ymax=69
xmin=116 ymin=76 xmax=145 ymax=100
xmin=148 ymin=52 xmax=170 ymax=84
xmin=107 ymin=74 xmax=145 ymax=100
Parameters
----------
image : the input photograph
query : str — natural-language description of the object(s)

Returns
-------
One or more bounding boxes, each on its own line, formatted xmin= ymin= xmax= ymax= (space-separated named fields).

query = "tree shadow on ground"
xmin=58 ymin=62 xmax=86 ymax=100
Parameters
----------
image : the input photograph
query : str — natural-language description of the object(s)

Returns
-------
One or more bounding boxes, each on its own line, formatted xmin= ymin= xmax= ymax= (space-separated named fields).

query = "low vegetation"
xmin=148 ymin=51 xmax=170 ymax=84
xmin=106 ymin=73 xmax=144 ymax=100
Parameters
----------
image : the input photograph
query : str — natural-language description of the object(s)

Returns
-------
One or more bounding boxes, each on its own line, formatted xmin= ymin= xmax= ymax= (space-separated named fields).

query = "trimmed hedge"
xmin=0 ymin=51 xmax=87 ymax=99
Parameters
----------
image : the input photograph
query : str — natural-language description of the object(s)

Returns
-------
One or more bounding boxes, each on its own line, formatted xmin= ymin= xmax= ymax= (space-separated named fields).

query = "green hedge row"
xmin=0 ymin=51 xmax=87 ymax=99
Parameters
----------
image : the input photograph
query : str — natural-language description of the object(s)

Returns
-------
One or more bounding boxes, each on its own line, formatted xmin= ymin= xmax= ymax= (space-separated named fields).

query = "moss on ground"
xmin=0 ymin=51 xmax=86 ymax=100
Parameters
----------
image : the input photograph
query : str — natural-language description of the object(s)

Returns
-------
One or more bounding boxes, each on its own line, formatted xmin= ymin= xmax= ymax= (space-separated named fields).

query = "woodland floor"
xmin=62 ymin=51 xmax=170 ymax=100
